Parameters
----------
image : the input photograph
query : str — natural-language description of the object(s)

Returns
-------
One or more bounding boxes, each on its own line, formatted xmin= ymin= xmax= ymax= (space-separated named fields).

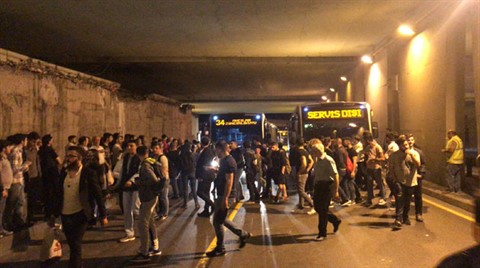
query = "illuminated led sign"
xmin=306 ymin=109 xmax=363 ymax=120
xmin=215 ymin=118 xmax=259 ymax=126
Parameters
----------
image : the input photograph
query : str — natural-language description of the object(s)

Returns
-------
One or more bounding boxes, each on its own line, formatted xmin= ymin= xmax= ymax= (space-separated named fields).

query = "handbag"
xmin=40 ymin=226 xmax=62 ymax=263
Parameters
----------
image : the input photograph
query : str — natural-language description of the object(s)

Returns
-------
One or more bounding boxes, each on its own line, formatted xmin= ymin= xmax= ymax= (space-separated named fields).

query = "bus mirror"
xmin=372 ymin=122 xmax=379 ymax=138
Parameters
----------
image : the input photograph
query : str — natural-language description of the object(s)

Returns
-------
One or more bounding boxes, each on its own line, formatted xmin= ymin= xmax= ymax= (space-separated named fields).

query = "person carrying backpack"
xmin=130 ymin=146 xmax=162 ymax=263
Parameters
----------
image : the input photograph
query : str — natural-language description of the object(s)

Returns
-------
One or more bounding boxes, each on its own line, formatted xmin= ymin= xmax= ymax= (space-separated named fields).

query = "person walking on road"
xmin=206 ymin=140 xmax=251 ymax=257
xmin=363 ymin=131 xmax=387 ymax=207
xmin=310 ymin=139 xmax=341 ymax=241
xmin=50 ymin=146 xmax=108 ymax=268
xmin=294 ymin=138 xmax=315 ymax=214
xmin=196 ymin=137 xmax=216 ymax=217
xmin=130 ymin=146 xmax=162 ymax=263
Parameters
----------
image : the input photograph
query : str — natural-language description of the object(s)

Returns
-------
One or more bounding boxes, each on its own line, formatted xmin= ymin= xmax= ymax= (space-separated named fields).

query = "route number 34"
xmin=215 ymin=119 xmax=225 ymax=126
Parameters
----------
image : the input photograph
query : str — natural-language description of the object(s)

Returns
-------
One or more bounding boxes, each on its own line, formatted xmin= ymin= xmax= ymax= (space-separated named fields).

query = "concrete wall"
xmin=123 ymin=98 xmax=193 ymax=143
xmin=365 ymin=50 xmax=389 ymax=142
xmin=0 ymin=61 xmax=193 ymax=157
xmin=348 ymin=1 xmax=476 ymax=185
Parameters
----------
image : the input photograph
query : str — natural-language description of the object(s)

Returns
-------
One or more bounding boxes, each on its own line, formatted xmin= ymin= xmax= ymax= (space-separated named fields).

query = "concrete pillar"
xmin=472 ymin=1 xmax=480 ymax=155
xmin=345 ymin=81 xmax=352 ymax=101
xmin=445 ymin=15 xmax=466 ymax=137
xmin=351 ymin=63 xmax=366 ymax=102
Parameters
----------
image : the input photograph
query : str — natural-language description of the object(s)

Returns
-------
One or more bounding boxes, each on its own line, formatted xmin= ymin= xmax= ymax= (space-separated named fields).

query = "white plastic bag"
xmin=40 ymin=226 xmax=62 ymax=262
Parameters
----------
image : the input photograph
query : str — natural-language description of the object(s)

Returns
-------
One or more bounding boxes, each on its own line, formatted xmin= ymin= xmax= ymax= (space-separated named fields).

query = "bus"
xmin=210 ymin=113 xmax=278 ymax=146
xmin=289 ymin=102 xmax=377 ymax=141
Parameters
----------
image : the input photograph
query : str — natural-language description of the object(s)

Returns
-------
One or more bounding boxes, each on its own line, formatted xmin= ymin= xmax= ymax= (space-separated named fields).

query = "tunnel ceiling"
xmin=0 ymin=0 xmax=446 ymax=113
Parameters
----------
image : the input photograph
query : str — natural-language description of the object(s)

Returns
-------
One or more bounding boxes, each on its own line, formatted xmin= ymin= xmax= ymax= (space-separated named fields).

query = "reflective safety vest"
xmin=447 ymin=135 xmax=464 ymax=164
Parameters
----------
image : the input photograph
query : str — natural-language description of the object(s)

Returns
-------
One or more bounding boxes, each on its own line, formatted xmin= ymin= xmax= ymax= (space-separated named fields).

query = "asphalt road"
xmin=0 ymin=191 xmax=476 ymax=268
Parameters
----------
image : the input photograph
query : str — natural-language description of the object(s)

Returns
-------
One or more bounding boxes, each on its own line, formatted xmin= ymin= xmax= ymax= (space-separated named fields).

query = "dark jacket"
xmin=136 ymin=158 xmax=160 ymax=202
xmin=52 ymin=166 xmax=106 ymax=220
xmin=166 ymin=150 xmax=180 ymax=179
xmin=437 ymin=245 xmax=480 ymax=268
xmin=231 ymin=148 xmax=245 ymax=169
xmin=179 ymin=148 xmax=195 ymax=175
xmin=195 ymin=146 xmax=216 ymax=180
xmin=120 ymin=153 xmax=140 ymax=191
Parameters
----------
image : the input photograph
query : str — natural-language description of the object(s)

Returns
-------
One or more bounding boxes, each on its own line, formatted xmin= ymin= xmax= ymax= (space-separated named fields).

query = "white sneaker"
xmin=138 ymin=248 xmax=162 ymax=256
xmin=378 ymin=199 xmax=387 ymax=206
xmin=150 ymin=249 xmax=162 ymax=256
xmin=119 ymin=235 xmax=135 ymax=243
xmin=341 ymin=200 xmax=352 ymax=207
xmin=307 ymin=208 xmax=316 ymax=215
xmin=315 ymin=236 xmax=326 ymax=241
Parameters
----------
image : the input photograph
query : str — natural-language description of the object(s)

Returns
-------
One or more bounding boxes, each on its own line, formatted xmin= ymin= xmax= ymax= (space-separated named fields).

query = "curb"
xmin=422 ymin=180 xmax=475 ymax=213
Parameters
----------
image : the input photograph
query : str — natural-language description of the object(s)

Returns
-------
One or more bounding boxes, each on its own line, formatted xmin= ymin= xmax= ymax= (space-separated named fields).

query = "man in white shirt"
xmin=310 ymin=139 xmax=341 ymax=241
xmin=50 ymin=146 xmax=107 ymax=268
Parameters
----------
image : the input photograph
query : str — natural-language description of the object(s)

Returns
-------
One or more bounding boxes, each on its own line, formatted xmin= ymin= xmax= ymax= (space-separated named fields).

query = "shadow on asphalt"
xmin=349 ymin=222 xmax=392 ymax=229
xmin=245 ymin=233 xmax=320 ymax=246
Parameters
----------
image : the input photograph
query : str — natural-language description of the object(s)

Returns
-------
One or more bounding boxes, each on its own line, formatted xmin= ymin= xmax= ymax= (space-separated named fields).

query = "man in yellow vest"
xmin=441 ymin=130 xmax=464 ymax=193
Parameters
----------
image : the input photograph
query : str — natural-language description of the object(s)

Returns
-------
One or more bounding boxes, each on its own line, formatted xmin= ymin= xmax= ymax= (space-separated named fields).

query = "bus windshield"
xmin=298 ymin=102 xmax=372 ymax=140
xmin=213 ymin=126 xmax=262 ymax=146
xmin=210 ymin=114 xmax=264 ymax=146
xmin=303 ymin=118 xmax=367 ymax=140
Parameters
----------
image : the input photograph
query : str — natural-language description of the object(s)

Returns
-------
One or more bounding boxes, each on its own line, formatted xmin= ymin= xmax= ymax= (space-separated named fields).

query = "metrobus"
xmin=289 ymin=102 xmax=378 ymax=141
xmin=210 ymin=113 xmax=278 ymax=146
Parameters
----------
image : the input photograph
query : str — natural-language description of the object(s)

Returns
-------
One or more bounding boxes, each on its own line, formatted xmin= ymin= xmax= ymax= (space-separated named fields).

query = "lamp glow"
xmin=213 ymin=115 xmax=218 ymax=120
xmin=329 ymin=88 xmax=335 ymax=92
xmin=321 ymin=96 xmax=328 ymax=101
xmin=361 ymin=55 xmax=373 ymax=64
xmin=340 ymin=76 xmax=347 ymax=82
xmin=398 ymin=24 xmax=415 ymax=36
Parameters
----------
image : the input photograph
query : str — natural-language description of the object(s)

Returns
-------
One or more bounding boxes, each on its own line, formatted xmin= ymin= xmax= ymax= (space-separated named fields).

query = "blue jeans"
xmin=339 ymin=173 xmax=351 ymax=202
xmin=232 ymin=168 xmax=245 ymax=201
xmin=157 ymin=180 xmax=169 ymax=217
xmin=366 ymin=168 xmax=385 ymax=202
xmin=4 ymin=183 xmax=25 ymax=230
xmin=297 ymin=173 xmax=313 ymax=207
xmin=122 ymin=191 xmax=140 ymax=236
xmin=182 ymin=173 xmax=198 ymax=206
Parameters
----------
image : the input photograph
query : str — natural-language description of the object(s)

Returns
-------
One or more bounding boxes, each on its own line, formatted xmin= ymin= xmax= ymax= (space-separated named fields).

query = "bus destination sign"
xmin=306 ymin=109 xmax=363 ymax=120
xmin=215 ymin=118 xmax=259 ymax=126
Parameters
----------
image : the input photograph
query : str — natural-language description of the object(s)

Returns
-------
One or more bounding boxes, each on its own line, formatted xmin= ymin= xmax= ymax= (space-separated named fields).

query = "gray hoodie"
xmin=136 ymin=158 xmax=160 ymax=202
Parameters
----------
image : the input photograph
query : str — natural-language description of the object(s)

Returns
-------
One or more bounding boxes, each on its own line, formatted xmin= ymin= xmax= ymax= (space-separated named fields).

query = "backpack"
xmin=144 ymin=157 xmax=167 ymax=194
xmin=345 ymin=151 xmax=354 ymax=174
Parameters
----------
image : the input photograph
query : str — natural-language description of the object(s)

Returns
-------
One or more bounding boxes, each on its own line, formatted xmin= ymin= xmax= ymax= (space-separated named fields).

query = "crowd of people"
xmin=0 ymin=128 xmax=470 ymax=267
